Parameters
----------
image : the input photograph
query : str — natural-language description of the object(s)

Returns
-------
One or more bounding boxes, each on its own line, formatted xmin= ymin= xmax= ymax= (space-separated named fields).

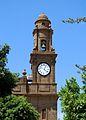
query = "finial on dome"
xmin=22 ymin=69 xmax=27 ymax=76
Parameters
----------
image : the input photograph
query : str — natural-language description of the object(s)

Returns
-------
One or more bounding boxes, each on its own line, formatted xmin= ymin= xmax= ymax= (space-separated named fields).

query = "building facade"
xmin=13 ymin=13 xmax=57 ymax=120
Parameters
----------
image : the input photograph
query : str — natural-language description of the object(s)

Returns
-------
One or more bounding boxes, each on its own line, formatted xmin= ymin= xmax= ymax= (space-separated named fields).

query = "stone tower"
xmin=13 ymin=13 xmax=57 ymax=120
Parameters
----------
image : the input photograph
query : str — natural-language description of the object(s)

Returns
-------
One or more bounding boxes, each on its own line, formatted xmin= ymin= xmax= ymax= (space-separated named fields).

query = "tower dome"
xmin=37 ymin=13 xmax=48 ymax=20
xmin=35 ymin=13 xmax=51 ymax=24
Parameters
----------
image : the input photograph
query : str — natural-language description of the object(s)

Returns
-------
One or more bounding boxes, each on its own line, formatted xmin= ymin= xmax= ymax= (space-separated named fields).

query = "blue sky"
xmin=0 ymin=0 xmax=86 ymax=119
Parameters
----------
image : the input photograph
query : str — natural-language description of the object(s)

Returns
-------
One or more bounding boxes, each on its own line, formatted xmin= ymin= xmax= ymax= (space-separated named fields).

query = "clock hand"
xmin=44 ymin=67 xmax=48 ymax=73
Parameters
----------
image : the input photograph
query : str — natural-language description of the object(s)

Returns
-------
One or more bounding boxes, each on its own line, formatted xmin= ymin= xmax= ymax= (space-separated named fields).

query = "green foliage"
xmin=0 ymin=44 xmax=39 ymax=119
xmin=62 ymin=17 xmax=86 ymax=24
xmin=58 ymin=65 xmax=86 ymax=120
xmin=0 ymin=95 xmax=39 ymax=120
xmin=76 ymin=64 xmax=86 ymax=93
xmin=0 ymin=44 xmax=18 ymax=97
xmin=0 ymin=44 xmax=10 ymax=67
xmin=59 ymin=77 xmax=80 ymax=120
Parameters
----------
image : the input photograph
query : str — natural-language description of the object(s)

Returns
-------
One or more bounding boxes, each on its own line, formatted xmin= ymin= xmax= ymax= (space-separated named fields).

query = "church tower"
xmin=13 ymin=13 xmax=57 ymax=120
xmin=30 ymin=13 xmax=57 ymax=120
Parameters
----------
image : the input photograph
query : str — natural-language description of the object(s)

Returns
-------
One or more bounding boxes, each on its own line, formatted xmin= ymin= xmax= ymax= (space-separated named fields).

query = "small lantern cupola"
xmin=33 ymin=13 xmax=53 ymax=52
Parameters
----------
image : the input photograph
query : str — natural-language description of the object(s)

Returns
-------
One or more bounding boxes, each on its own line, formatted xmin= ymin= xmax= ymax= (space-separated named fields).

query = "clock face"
xmin=38 ymin=63 xmax=50 ymax=76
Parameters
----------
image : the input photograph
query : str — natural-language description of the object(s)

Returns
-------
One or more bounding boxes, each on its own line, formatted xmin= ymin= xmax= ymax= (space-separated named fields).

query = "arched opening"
xmin=42 ymin=22 xmax=45 ymax=26
xmin=42 ymin=109 xmax=46 ymax=119
xmin=41 ymin=40 xmax=46 ymax=52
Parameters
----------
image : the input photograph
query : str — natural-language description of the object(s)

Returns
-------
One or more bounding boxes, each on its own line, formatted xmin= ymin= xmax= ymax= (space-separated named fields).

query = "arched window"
xmin=42 ymin=22 xmax=45 ymax=26
xmin=42 ymin=109 xmax=46 ymax=119
xmin=41 ymin=40 xmax=46 ymax=52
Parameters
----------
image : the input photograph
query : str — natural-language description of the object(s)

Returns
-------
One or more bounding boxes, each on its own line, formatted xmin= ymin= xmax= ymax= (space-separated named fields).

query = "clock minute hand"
xmin=44 ymin=66 xmax=48 ymax=72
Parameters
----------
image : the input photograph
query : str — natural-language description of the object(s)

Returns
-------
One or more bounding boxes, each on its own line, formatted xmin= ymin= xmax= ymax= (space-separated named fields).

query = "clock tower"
xmin=13 ymin=13 xmax=57 ymax=120
xmin=30 ymin=13 xmax=57 ymax=120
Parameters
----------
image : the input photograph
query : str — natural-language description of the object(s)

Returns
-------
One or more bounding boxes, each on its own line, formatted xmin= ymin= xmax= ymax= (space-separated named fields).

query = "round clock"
xmin=38 ymin=62 xmax=50 ymax=76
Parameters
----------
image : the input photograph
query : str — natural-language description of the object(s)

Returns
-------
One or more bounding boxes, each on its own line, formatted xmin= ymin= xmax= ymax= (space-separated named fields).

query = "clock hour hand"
xmin=44 ymin=66 xmax=48 ymax=72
